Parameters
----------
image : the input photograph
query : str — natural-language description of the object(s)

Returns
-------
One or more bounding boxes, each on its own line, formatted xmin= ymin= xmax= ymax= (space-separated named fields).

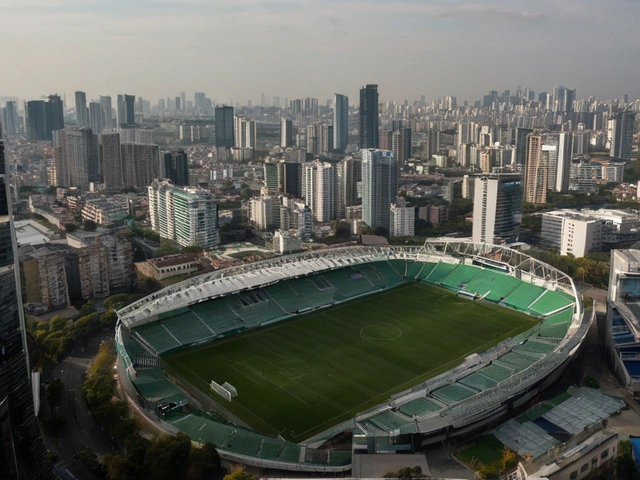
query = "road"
xmin=44 ymin=329 xmax=120 ymax=464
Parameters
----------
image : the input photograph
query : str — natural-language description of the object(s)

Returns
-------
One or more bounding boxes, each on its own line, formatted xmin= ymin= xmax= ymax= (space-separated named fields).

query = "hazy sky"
xmin=3 ymin=0 xmax=640 ymax=105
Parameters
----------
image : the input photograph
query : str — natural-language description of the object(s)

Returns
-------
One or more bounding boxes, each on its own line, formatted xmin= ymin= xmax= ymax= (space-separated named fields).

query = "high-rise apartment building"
xmin=148 ymin=180 xmax=219 ymax=249
xmin=392 ymin=128 xmax=412 ymax=169
xmin=280 ymin=118 xmax=293 ymax=148
xmin=552 ymin=85 xmax=576 ymax=113
xmin=215 ymin=106 xmax=235 ymax=148
xmin=124 ymin=95 xmax=136 ymax=126
xmin=164 ymin=150 xmax=189 ymax=186
xmin=75 ymin=91 xmax=88 ymax=126
xmin=47 ymin=94 xmax=64 ymax=134
xmin=523 ymin=134 xmax=547 ymax=204
xmin=53 ymin=127 xmax=98 ymax=188
xmin=233 ymin=116 xmax=257 ymax=149
xmin=514 ymin=128 xmax=532 ymax=165
xmin=0 ymin=127 xmax=53 ymax=479
xmin=121 ymin=143 xmax=158 ymax=188
xmin=335 ymin=157 xmax=362 ymax=220
xmin=359 ymin=85 xmax=379 ymax=149
xmin=361 ymin=149 xmax=397 ymax=230
xmin=99 ymin=132 xmax=124 ymax=189
xmin=472 ymin=173 xmax=522 ymax=245
xmin=302 ymin=160 xmax=335 ymax=222
xmin=390 ymin=197 xmax=415 ymax=237
xmin=333 ymin=93 xmax=349 ymax=151
xmin=88 ymin=102 xmax=103 ymax=134
xmin=610 ymin=110 xmax=636 ymax=161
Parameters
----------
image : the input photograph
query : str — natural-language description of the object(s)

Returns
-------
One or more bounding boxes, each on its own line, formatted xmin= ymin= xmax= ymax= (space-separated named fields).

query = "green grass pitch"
xmin=163 ymin=283 xmax=538 ymax=441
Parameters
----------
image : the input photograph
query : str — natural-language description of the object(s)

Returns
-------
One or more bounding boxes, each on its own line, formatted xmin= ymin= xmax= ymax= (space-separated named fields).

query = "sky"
xmin=3 ymin=0 xmax=640 ymax=105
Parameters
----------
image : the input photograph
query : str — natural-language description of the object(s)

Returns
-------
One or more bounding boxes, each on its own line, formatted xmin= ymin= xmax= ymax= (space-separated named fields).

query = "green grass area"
xmin=163 ymin=283 xmax=537 ymax=441
xmin=457 ymin=435 xmax=506 ymax=466
xmin=227 ymin=250 xmax=265 ymax=259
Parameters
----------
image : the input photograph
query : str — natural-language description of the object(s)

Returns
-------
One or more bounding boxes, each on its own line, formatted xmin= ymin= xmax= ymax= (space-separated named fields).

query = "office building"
xmin=540 ymin=210 xmax=602 ymax=257
xmin=215 ymin=106 xmax=235 ymax=148
xmin=53 ymin=127 xmax=97 ymax=189
xmin=390 ymin=197 xmax=415 ymax=237
xmin=124 ymin=95 xmax=135 ymax=126
xmin=2 ymin=101 xmax=19 ymax=135
xmin=99 ymin=132 xmax=124 ymax=189
xmin=302 ymin=160 xmax=335 ymax=222
xmin=88 ymin=102 xmax=103 ymax=134
xmin=280 ymin=118 xmax=293 ymax=148
xmin=148 ymin=180 xmax=219 ymax=249
xmin=164 ymin=150 xmax=189 ymax=186
xmin=47 ymin=94 xmax=64 ymax=134
xmin=552 ymin=85 xmax=576 ymax=113
xmin=25 ymin=100 xmax=48 ymax=141
xmin=514 ymin=127 xmax=532 ymax=165
xmin=333 ymin=93 xmax=349 ymax=151
xmin=0 ymin=128 xmax=53 ymax=479
xmin=359 ymin=84 xmax=379 ymax=149
xmin=278 ymin=161 xmax=301 ymax=198
xmin=361 ymin=149 xmax=397 ymax=230
xmin=472 ymin=173 xmax=522 ymax=244
xmin=75 ymin=91 xmax=88 ymax=126
xmin=392 ymin=128 xmax=412 ymax=169
xmin=100 ymin=95 xmax=113 ymax=131
xmin=610 ymin=110 xmax=636 ymax=160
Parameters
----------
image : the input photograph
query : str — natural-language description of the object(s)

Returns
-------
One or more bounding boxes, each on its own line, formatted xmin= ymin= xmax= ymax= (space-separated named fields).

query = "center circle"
xmin=360 ymin=324 xmax=402 ymax=341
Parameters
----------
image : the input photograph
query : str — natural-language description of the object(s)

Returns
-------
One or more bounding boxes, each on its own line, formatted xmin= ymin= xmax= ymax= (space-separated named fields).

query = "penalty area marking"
xmin=360 ymin=323 xmax=403 ymax=341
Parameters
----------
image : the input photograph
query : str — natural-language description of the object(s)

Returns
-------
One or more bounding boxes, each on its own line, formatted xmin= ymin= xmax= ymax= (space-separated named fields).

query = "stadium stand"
xmin=170 ymin=414 xmax=235 ymax=446
xmin=431 ymin=383 xmax=478 ymax=405
xmin=477 ymin=363 xmax=513 ymax=383
xmin=286 ymin=277 xmax=336 ymax=308
xmin=515 ymin=340 xmax=556 ymax=358
xmin=322 ymin=268 xmax=378 ymax=300
xmin=134 ymin=322 xmax=182 ymax=354
xmin=462 ymin=270 xmax=522 ymax=302
xmin=503 ymin=283 xmax=547 ymax=312
xmin=624 ymin=361 xmax=640 ymax=378
xmin=223 ymin=429 xmax=264 ymax=456
xmin=404 ymin=261 xmax=429 ymax=280
xmin=398 ymin=397 xmax=443 ymax=417
xmin=387 ymin=259 xmax=408 ymax=277
xmin=360 ymin=262 xmax=404 ymax=287
xmin=440 ymin=264 xmax=483 ymax=291
xmin=368 ymin=410 xmax=413 ymax=431
xmin=258 ymin=438 xmax=284 ymax=459
xmin=224 ymin=296 xmax=287 ymax=328
xmin=191 ymin=299 xmax=245 ymax=334
xmin=420 ymin=262 xmax=457 ymax=283
xmin=494 ymin=352 xmax=536 ymax=372
xmin=459 ymin=372 xmax=498 ymax=391
xmin=529 ymin=290 xmax=574 ymax=315
xmin=161 ymin=312 xmax=216 ymax=345
xmin=328 ymin=451 xmax=353 ymax=466
xmin=264 ymin=281 xmax=305 ymax=312
xmin=133 ymin=368 xmax=188 ymax=404
xmin=279 ymin=444 xmax=302 ymax=463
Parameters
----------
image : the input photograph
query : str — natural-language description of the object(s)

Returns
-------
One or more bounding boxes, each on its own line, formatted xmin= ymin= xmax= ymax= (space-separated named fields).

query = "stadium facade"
xmin=115 ymin=240 xmax=590 ymax=472
xmin=606 ymin=249 xmax=640 ymax=392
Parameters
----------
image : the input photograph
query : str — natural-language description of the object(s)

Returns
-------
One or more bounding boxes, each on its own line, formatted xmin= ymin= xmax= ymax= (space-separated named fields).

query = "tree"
xmin=223 ymin=470 xmax=257 ymax=480
xmin=46 ymin=379 xmax=64 ymax=409
xmin=77 ymin=447 xmax=105 ymax=478
xmin=143 ymin=432 xmax=192 ymax=479
xmin=77 ymin=300 xmax=97 ymax=318
xmin=188 ymin=442 xmax=222 ymax=479
xmin=182 ymin=245 xmax=203 ymax=254
xmin=614 ymin=440 xmax=640 ymax=480
xmin=84 ymin=219 xmax=97 ymax=231
xmin=83 ymin=375 xmax=115 ymax=407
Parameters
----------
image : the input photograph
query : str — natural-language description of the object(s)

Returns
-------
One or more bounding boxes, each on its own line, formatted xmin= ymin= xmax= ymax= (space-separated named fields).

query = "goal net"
xmin=210 ymin=380 xmax=232 ymax=401
xmin=222 ymin=382 xmax=238 ymax=398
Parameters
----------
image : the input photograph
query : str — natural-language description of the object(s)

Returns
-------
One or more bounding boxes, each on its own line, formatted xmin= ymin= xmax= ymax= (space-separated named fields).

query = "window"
xmin=570 ymin=471 xmax=578 ymax=480
xmin=592 ymin=457 xmax=598 ymax=465
xmin=581 ymin=464 xmax=589 ymax=472
xmin=601 ymin=449 xmax=608 ymax=459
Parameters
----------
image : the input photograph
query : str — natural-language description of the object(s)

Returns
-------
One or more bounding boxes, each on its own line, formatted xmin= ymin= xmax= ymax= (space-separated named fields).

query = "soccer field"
xmin=163 ymin=283 xmax=537 ymax=441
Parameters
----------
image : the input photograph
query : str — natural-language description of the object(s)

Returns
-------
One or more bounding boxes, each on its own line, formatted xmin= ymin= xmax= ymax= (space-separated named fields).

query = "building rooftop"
xmin=14 ymin=219 xmax=54 ymax=246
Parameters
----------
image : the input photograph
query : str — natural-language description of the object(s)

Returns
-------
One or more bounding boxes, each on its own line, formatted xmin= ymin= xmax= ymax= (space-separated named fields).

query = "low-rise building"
xmin=135 ymin=253 xmax=200 ymax=280
xmin=540 ymin=210 xmax=603 ymax=257
xmin=81 ymin=195 xmax=130 ymax=227
xmin=273 ymin=230 xmax=303 ymax=254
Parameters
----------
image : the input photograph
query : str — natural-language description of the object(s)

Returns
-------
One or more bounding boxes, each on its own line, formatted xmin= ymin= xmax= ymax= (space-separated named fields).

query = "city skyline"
xmin=2 ymin=0 xmax=640 ymax=103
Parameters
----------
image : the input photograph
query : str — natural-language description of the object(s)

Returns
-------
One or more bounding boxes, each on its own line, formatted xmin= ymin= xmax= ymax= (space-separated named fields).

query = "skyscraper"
xmin=2 ymin=101 xmax=19 ymax=135
xmin=215 ymin=106 xmax=235 ymax=148
xmin=75 ymin=91 xmax=88 ymax=126
xmin=121 ymin=143 xmax=159 ymax=188
xmin=88 ymin=102 xmax=103 ymax=134
xmin=280 ymin=118 xmax=293 ymax=148
xmin=47 ymin=94 xmax=64 ymax=135
xmin=610 ymin=110 xmax=636 ymax=161
xmin=25 ymin=100 xmax=48 ymax=141
xmin=100 ymin=95 xmax=113 ymax=131
xmin=552 ymin=85 xmax=576 ymax=113
xmin=361 ymin=149 xmax=397 ymax=230
xmin=359 ymin=85 xmax=379 ymax=149
xmin=164 ymin=150 xmax=189 ymax=186
xmin=333 ymin=93 xmax=349 ymax=152
xmin=0 ymin=126 xmax=53 ymax=479
xmin=392 ymin=128 xmax=412 ymax=169
xmin=335 ymin=156 xmax=362 ymax=220
xmin=472 ymin=173 xmax=522 ymax=245
xmin=514 ymin=127 xmax=532 ymax=165
xmin=124 ymin=95 xmax=136 ymax=126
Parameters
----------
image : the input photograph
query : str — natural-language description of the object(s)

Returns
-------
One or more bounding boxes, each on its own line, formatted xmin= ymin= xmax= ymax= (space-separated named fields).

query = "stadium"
xmin=115 ymin=240 xmax=591 ymax=473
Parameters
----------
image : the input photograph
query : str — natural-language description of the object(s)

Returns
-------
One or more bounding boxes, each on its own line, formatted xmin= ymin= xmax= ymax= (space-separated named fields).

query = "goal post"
xmin=210 ymin=380 xmax=232 ymax=401
xmin=222 ymin=382 xmax=238 ymax=398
